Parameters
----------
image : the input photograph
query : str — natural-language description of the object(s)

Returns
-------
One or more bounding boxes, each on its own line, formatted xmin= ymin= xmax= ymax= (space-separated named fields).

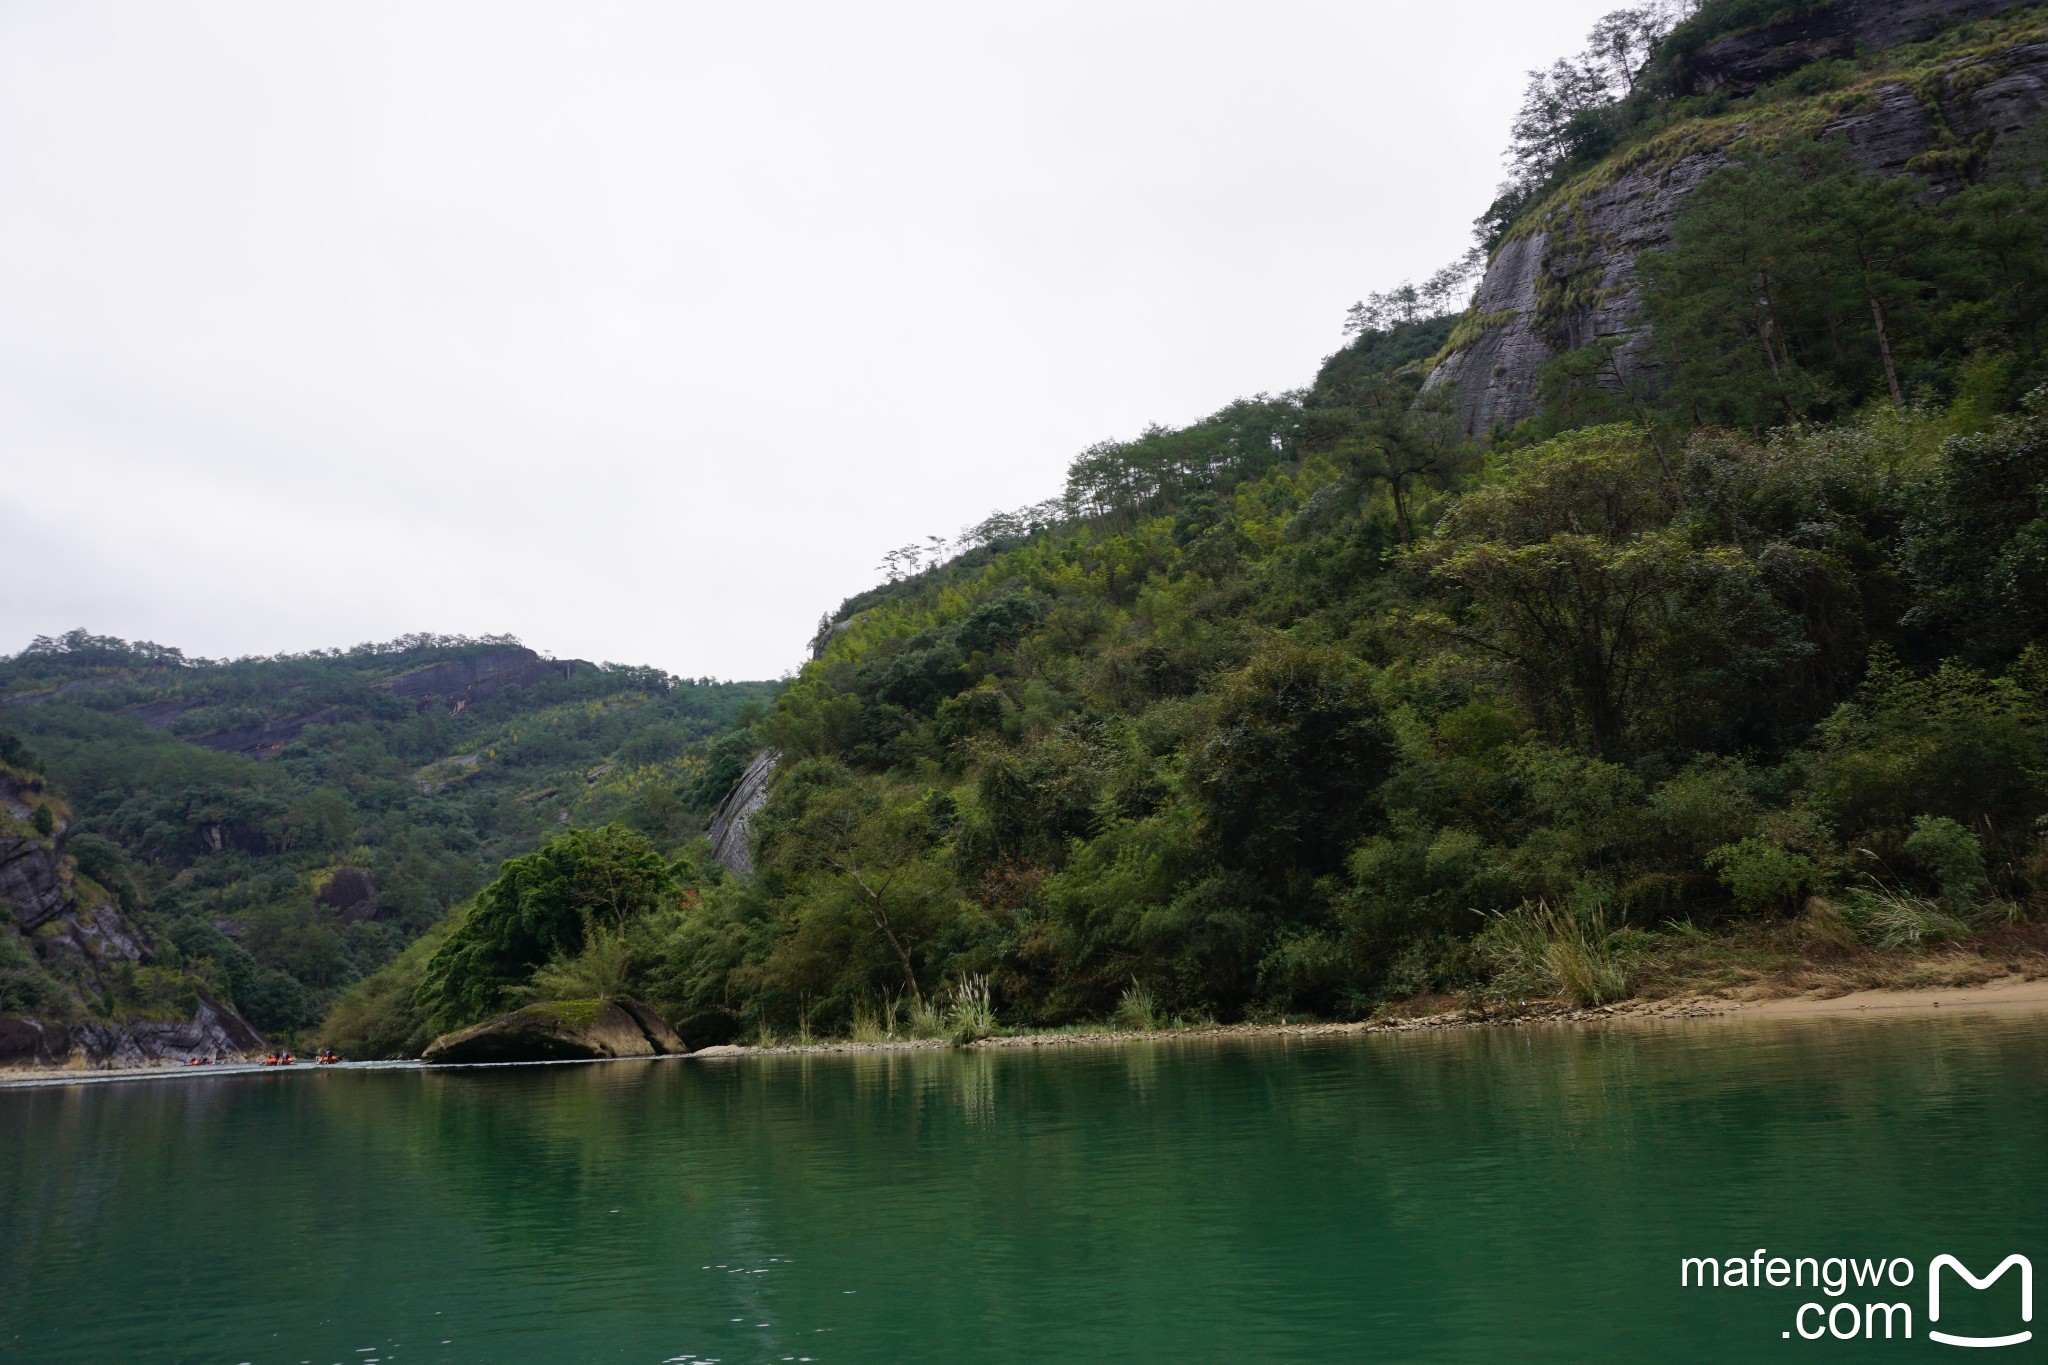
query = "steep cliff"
xmin=1674 ymin=0 xmax=2027 ymax=95
xmin=0 ymin=773 xmax=265 ymax=1067
xmin=1428 ymin=3 xmax=2048 ymax=435
xmin=707 ymin=750 xmax=777 ymax=878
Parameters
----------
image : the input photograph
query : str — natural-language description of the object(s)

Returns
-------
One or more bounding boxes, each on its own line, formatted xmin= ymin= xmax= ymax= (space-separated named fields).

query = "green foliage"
xmin=29 ymin=804 xmax=53 ymax=836
xmin=1708 ymin=837 xmax=1823 ymax=913
xmin=317 ymin=927 xmax=451 ymax=1059
xmin=415 ymin=825 xmax=675 ymax=1031
xmin=1901 ymin=397 xmax=2048 ymax=659
xmin=1644 ymin=139 xmax=2048 ymax=429
xmin=0 ymin=933 xmax=65 ymax=1016
xmin=1801 ymin=653 xmax=2046 ymax=861
xmin=1195 ymin=645 xmax=1392 ymax=885
xmin=0 ymin=727 xmax=42 ymax=774
xmin=1413 ymin=427 xmax=1807 ymax=755
xmin=524 ymin=927 xmax=636 ymax=1003
xmin=1904 ymin=815 xmax=1989 ymax=906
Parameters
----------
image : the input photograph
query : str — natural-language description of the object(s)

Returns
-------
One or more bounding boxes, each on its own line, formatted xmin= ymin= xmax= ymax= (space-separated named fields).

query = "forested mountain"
xmin=14 ymin=0 xmax=2048 ymax=1062
xmin=0 ymin=632 xmax=772 ymax=1054
xmin=313 ymin=0 xmax=2048 ymax=1054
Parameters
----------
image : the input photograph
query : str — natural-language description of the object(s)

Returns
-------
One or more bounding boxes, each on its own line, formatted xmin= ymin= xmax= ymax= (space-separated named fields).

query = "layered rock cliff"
xmin=707 ymin=750 xmax=777 ymax=878
xmin=0 ymin=774 xmax=265 ymax=1066
xmin=1427 ymin=1 xmax=2048 ymax=435
xmin=1675 ymin=0 xmax=2027 ymax=95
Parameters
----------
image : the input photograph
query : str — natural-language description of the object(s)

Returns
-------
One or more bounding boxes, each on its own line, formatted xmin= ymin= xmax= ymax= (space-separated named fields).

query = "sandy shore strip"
xmin=1715 ymin=975 xmax=2048 ymax=1020
xmin=695 ymin=974 xmax=2048 ymax=1057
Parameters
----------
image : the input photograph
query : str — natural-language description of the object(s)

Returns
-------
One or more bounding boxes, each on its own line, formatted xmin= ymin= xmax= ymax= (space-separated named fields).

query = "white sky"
xmin=1 ymin=0 xmax=1621 ymax=680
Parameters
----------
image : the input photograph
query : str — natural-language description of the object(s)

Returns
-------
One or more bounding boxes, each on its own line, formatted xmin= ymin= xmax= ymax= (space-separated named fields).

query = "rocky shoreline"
xmin=10 ymin=976 xmax=2046 ymax=1087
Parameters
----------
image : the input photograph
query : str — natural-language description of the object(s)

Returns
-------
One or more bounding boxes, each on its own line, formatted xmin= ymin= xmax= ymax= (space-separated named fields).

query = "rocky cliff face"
xmin=1427 ymin=5 xmax=2048 ymax=436
xmin=0 ymin=778 xmax=265 ymax=1067
xmin=707 ymin=750 xmax=777 ymax=879
xmin=1676 ymin=0 xmax=2026 ymax=95
xmin=0 ymin=994 xmax=264 ymax=1067
xmin=387 ymin=648 xmax=584 ymax=712
xmin=189 ymin=705 xmax=348 ymax=759
xmin=0 ymin=833 xmax=71 ymax=932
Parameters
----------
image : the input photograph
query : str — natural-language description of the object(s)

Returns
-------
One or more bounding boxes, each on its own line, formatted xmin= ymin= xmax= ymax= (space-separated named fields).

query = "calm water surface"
xmin=2 ymin=1017 xmax=2044 ymax=1363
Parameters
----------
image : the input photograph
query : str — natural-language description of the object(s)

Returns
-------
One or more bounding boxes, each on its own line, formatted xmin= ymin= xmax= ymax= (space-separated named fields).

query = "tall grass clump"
xmin=1112 ymin=978 xmax=1163 ymax=1031
xmin=1477 ymin=902 xmax=1629 ymax=1007
xmin=908 ymin=993 xmax=948 ymax=1040
xmin=850 ymin=997 xmax=901 ymax=1044
xmin=945 ymin=975 xmax=996 ymax=1044
xmin=1837 ymin=888 xmax=2011 ymax=948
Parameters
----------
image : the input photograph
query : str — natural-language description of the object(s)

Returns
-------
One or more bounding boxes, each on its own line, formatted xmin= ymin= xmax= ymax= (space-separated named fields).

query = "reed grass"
xmin=1112 ymin=979 xmax=1163 ymax=1031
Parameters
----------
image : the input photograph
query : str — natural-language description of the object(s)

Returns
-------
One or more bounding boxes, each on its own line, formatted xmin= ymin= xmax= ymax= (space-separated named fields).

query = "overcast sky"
xmin=2 ymin=0 xmax=1620 ymax=680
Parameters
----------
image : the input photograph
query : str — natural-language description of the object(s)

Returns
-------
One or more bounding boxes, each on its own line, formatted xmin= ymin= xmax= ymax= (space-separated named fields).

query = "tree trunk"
xmin=843 ymin=866 xmax=921 ymax=1001
xmin=868 ymin=905 xmax=921 ymax=1003
xmin=1867 ymin=291 xmax=1905 ymax=411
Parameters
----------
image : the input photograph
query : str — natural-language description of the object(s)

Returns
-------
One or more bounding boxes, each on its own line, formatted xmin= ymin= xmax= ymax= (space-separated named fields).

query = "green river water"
xmin=2 ymin=1015 xmax=2044 ymax=1363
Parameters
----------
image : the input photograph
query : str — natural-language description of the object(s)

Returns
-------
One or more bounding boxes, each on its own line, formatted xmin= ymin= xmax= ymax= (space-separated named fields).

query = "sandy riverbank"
xmin=686 ymin=972 xmax=2048 ymax=1059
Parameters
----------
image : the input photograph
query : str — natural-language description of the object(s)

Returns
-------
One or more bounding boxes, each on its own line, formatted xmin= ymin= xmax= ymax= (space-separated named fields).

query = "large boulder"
xmin=422 ymin=997 xmax=689 ymax=1065
xmin=314 ymin=867 xmax=380 ymax=922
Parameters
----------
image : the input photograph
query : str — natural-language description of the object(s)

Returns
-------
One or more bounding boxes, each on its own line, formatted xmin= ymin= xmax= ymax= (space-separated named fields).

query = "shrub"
xmin=416 ymin=825 xmax=674 ymax=1030
xmin=1708 ymin=837 xmax=1823 ymax=913
xmin=1903 ymin=816 xmax=1989 ymax=907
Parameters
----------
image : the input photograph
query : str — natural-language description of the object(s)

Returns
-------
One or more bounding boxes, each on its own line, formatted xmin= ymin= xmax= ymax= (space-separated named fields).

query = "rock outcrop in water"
xmin=707 ymin=750 xmax=777 ymax=879
xmin=421 ymin=997 xmax=689 ymax=1064
xmin=1427 ymin=2 xmax=2048 ymax=435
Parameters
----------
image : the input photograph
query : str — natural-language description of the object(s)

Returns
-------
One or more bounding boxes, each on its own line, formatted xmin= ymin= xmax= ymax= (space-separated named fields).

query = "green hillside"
xmin=0 ymin=632 xmax=774 ymax=1037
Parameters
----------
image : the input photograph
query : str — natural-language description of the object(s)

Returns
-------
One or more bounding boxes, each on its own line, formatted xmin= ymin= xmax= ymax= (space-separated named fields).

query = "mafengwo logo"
xmin=1929 ymin=1256 xmax=2033 ymax=1349
xmin=1680 ymin=1251 xmax=2033 ymax=1346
